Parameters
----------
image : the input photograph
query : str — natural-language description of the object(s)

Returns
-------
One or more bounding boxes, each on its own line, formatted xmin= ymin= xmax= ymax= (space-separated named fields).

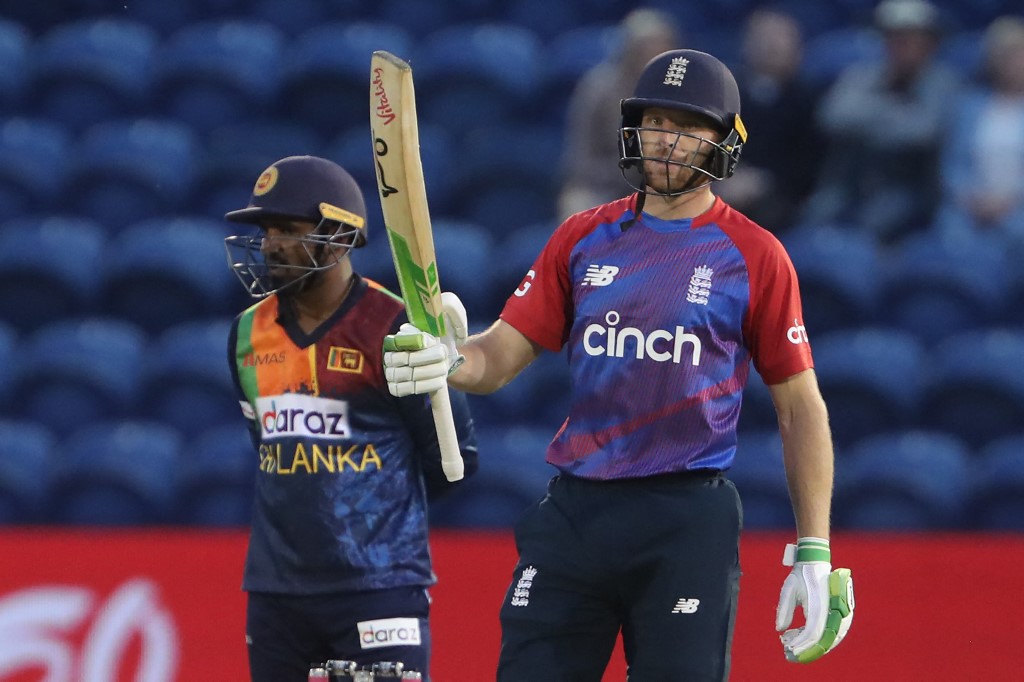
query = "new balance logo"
xmin=582 ymin=264 xmax=619 ymax=287
xmin=671 ymin=598 xmax=700 ymax=614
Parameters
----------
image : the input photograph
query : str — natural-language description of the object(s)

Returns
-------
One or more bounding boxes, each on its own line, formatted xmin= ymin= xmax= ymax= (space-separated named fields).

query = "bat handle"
xmin=429 ymin=385 xmax=464 ymax=481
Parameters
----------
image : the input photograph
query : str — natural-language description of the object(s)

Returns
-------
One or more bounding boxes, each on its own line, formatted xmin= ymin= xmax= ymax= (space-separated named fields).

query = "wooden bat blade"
xmin=370 ymin=50 xmax=463 ymax=482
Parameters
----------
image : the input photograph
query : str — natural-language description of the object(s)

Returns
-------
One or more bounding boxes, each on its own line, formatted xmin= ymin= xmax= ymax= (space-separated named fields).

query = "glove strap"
xmin=782 ymin=537 xmax=831 ymax=566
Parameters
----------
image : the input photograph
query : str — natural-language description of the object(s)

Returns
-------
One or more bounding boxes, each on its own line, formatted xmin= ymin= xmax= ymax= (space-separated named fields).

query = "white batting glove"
xmin=775 ymin=537 xmax=855 ymax=663
xmin=383 ymin=292 xmax=467 ymax=398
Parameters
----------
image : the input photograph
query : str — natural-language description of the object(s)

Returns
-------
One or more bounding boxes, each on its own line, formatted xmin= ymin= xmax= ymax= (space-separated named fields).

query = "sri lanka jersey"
xmin=228 ymin=274 xmax=477 ymax=595
xmin=501 ymin=196 xmax=812 ymax=479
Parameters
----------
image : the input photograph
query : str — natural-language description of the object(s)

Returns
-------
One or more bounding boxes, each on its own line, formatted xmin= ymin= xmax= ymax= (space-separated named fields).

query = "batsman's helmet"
xmin=618 ymin=49 xmax=747 ymax=194
xmin=224 ymin=155 xmax=367 ymax=298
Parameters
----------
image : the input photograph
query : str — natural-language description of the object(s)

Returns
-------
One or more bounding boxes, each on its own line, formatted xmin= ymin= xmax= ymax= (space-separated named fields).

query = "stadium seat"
xmin=878 ymin=230 xmax=1010 ymax=344
xmin=738 ymin=371 xmax=777 ymax=433
xmin=501 ymin=0 xmax=585 ymax=41
xmin=13 ymin=317 xmax=146 ymax=438
xmin=430 ymin=220 xmax=497 ymax=315
xmin=0 ymin=320 xmax=15 ymax=407
xmin=413 ymin=23 xmax=542 ymax=134
xmin=139 ymin=319 xmax=237 ymax=435
xmin=454 ymin=124 xmax=563 ymax=236
xmin=429 ymin=424 xmax=554 ymax=529
xmin=27 ymin=19 xmax=158 ymax=131
xmin=534 ymin=23 xmax=618 ymax=122
xmin=0 ymin=420 xmax=57 ymax=524
xmin=919 ymin=329 xmax=1024 ymax=447
xmin=154 ymin=20 xmax=285 ymax=132
xmin=470 ymin=349 xmax=571 ymax=432
xmin=782 ymin=224 xmax=882 ymax=335
xmin=177 ymin=423 xmax=256 ymax=526
xmin=50 ymin=421 xmax=182 ymax=525
xmin=198 ymin=121 xmax=322 ymax=218
xmin=812 ymin=328 xmax=926 ymax=447
xmin=729 ymin=429 xmax=793 ymax=529
xmin=0 ymin=19 xmax=29 ymax=115
xmin=279 ymin=22 xmax=413 ymax=137
xmin=0 ymin=216 xmax=105 ymax=332
xmin=99 ymin=216 xmax=240 ymax=332
xmin=373 ymin=0 xmax=460 ymax=37
xmin=0 ymin=118 xmax=70 ymax=224
xmin=250 ymin=0 xmax=335 ymax=37
xmin=834 ymin=431 xmax=971 ymax=530
xmin=967 ymin=434 xmax=1024 ymax=531
xmin=65 ymin=119 xmax=200 ymax=231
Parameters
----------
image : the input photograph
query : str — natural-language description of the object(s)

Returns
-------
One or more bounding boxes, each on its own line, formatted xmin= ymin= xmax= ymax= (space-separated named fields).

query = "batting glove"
xmin=383 ymin=292 xmax=467 ymax=397
xmin=775 ymin=537 xmax=855 ymax=663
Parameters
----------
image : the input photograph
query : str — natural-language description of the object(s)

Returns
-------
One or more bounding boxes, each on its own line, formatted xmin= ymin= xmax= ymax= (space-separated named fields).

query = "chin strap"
xmin=621 ymin=191 xmax=646 ymax=232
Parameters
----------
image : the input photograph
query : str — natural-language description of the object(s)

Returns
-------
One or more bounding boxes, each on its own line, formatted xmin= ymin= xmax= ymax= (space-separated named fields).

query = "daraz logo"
xmin=254 ymin=394 xmax=351 ymax=440
xmin=357 ymin=617 xmax=421 ymax=650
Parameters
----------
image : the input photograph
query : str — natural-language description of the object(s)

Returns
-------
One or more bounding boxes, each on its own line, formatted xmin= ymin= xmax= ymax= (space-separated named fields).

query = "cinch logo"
xmin=243 ymin=351 xmax=286 ymax=366
xmin=582 ymin=264 xmax=619 ymax=287
xmin=583 ymin=311 xmax=702 ymax=365
xmin=357 ymin=618 xmax=421 ymax=650
xmin=254 ymin=394 xmax=351 ymax=440
xmin=787 ymin=319 xmax=809 ymax=345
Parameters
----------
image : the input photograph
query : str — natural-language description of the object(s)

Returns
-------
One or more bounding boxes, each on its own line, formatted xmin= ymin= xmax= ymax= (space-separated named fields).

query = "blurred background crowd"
xmin=0 ymin=0 xmax=1022 ymax=534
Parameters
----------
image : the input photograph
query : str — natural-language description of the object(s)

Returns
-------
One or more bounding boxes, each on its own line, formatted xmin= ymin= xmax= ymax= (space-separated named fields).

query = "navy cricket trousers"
xmin=497 ymin=472 xmax=742 ymax=682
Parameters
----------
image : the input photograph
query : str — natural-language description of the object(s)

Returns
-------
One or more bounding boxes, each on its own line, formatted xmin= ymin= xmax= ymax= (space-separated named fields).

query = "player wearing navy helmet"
xmin=224 ymin=155 xmax=477 ymax=681
xmin=384 ymin=50 xmax=853 ymax=680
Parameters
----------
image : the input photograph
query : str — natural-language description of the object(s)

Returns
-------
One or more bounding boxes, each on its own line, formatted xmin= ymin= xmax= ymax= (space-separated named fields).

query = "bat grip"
xmin=429 ymin=385 xmax=464 ymax=481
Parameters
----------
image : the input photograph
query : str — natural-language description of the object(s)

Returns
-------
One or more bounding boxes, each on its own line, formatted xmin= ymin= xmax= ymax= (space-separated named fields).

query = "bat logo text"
xmin=372 ymin=67 xmax=396 ymax=125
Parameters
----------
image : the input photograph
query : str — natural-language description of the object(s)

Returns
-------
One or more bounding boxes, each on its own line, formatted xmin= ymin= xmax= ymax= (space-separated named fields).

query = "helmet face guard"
xmin=617 ymin=49 xmax=747 ymax=197
xmin=225 ymin=209 xmax=363 ymax=299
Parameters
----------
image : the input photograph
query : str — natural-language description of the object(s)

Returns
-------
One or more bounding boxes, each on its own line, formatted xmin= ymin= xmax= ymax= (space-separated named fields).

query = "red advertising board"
xmin=0 ymin=529 xmax=1021 ymax=681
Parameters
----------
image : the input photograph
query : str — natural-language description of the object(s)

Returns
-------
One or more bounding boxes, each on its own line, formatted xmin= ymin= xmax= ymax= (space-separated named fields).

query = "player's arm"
xmin=449 ymin=319 xmax=543 ymax=395
xmin=768 ymin=368 xmax=853 ymax=664
xmin=767 ymin=368 xmax=832 ymax=539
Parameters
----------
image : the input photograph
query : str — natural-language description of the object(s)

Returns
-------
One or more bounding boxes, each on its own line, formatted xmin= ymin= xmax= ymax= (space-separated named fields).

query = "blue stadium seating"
xmin=429 ymin=424 xmax=554 ymax=529
xmin=534 ymin=24 xmax=618 ymax=122
xmin=0 ymin=216 xmax=105 ymax=332
xmin=27 ymin=19 xmax=158 ymax=131
xmin=919 ymin=329 xmax=1024 ymax=447
xmin=967 ymin=434 xmax=1024 ymax=531
xmin=879 ymin=230 xmax=1011 ymax=344
xmin=729 ymin=429 xmax=793 ymax=529
xmin=812 ymin=328 xmax=926 ymax=447
xmin=198 ymin=122 xmax=322 ymax=220
xmin=739 ymin=371 xmax=778 ymax=433
xmin=50 ymin=420 xmax=182 ymax=525
xmin=279 ymin=22 xmax=413 ymax=137
xmin=177 ymin=423 xmax=255 ymax=526
xmin=412 ymin=23 xmax=543 ymax=134
xmin=65 ymin=119 xmax=200 ymax=231
xmin=835 ymin=430 xmax=971 ymax=530
xmin=0 ymin=118 xmax=70 ymax=222
xmin=0 ymin=19 xmax=29 ymax=115
xmin=154 ymin=20 xmax=286 ymax=132
xmin=0 ymin=320 xmax=15 ymax=408
xmin=98 ymin=216 xmax=239 ymax=333
xmin=13 ymin=317 xmax=146 ymax=438
xmin=469 ymin=349 xmax=572 ymax=432
xmin=455 ymin=124 xmax=563 ymax=236
xmin=0 ymin=419 xmax=57 ymax=523
xmin=782 ymin=224 xmax=882 ymax=335
xmin=430 ymin=220 xmax=497 ymax=316
xmin=139 ymin=319 xmax=237 ymax=434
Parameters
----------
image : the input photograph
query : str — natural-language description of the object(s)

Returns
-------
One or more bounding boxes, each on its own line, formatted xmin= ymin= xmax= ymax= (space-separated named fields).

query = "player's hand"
xmin=775 ymin=537 xmax=855 ymax=663
xmin=383 ymin=292 xmax=467 ymax=397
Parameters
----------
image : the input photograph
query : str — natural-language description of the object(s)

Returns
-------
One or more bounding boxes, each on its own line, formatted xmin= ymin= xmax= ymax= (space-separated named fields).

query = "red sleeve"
xmin=498 ymin=204 xmax=619 ymax=352
xmin=727 ymin=215 xmax=814 ymax=384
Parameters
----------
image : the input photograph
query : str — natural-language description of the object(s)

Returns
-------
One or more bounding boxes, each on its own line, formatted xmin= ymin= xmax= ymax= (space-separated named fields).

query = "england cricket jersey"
xmin=501 ymin=195 xmax=812 ymax=479
xmin=228 ymin=275 xmax=477 ymax=594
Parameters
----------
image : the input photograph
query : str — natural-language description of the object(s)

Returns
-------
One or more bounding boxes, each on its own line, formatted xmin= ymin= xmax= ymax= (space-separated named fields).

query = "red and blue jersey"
xmin=500 ymin=196 xmax=811 ymax=479
xmin=228 ymin=274 xmax=477 ymax=595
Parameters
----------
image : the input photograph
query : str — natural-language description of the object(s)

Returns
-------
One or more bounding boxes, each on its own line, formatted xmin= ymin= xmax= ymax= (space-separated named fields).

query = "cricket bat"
xmin=370 ymin=50 xmax=464 ymax=481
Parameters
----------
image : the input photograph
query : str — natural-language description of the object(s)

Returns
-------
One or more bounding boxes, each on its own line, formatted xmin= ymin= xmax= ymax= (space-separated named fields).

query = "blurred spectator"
xmin=715 ymin=9 xmax=820 ymax=233
xmin=934 ymin=16 xmax=1024 ymax=244
xmin=556 ymin=7 xmax=682 ymax=219
xmin=800 ymin=0 xmax=961 ymax=243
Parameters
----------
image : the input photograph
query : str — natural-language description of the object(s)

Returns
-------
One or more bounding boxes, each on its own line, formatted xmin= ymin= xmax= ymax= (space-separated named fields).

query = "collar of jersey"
xmin=636 ymin=196 xmax=725 ymax=233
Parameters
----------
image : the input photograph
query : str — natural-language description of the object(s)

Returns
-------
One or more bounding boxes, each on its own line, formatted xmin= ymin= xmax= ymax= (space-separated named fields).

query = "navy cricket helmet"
xmin=224 ymin=155 xmax=368 ymax=298
xmin=619 ymin=49 xmax=747 ymax=193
